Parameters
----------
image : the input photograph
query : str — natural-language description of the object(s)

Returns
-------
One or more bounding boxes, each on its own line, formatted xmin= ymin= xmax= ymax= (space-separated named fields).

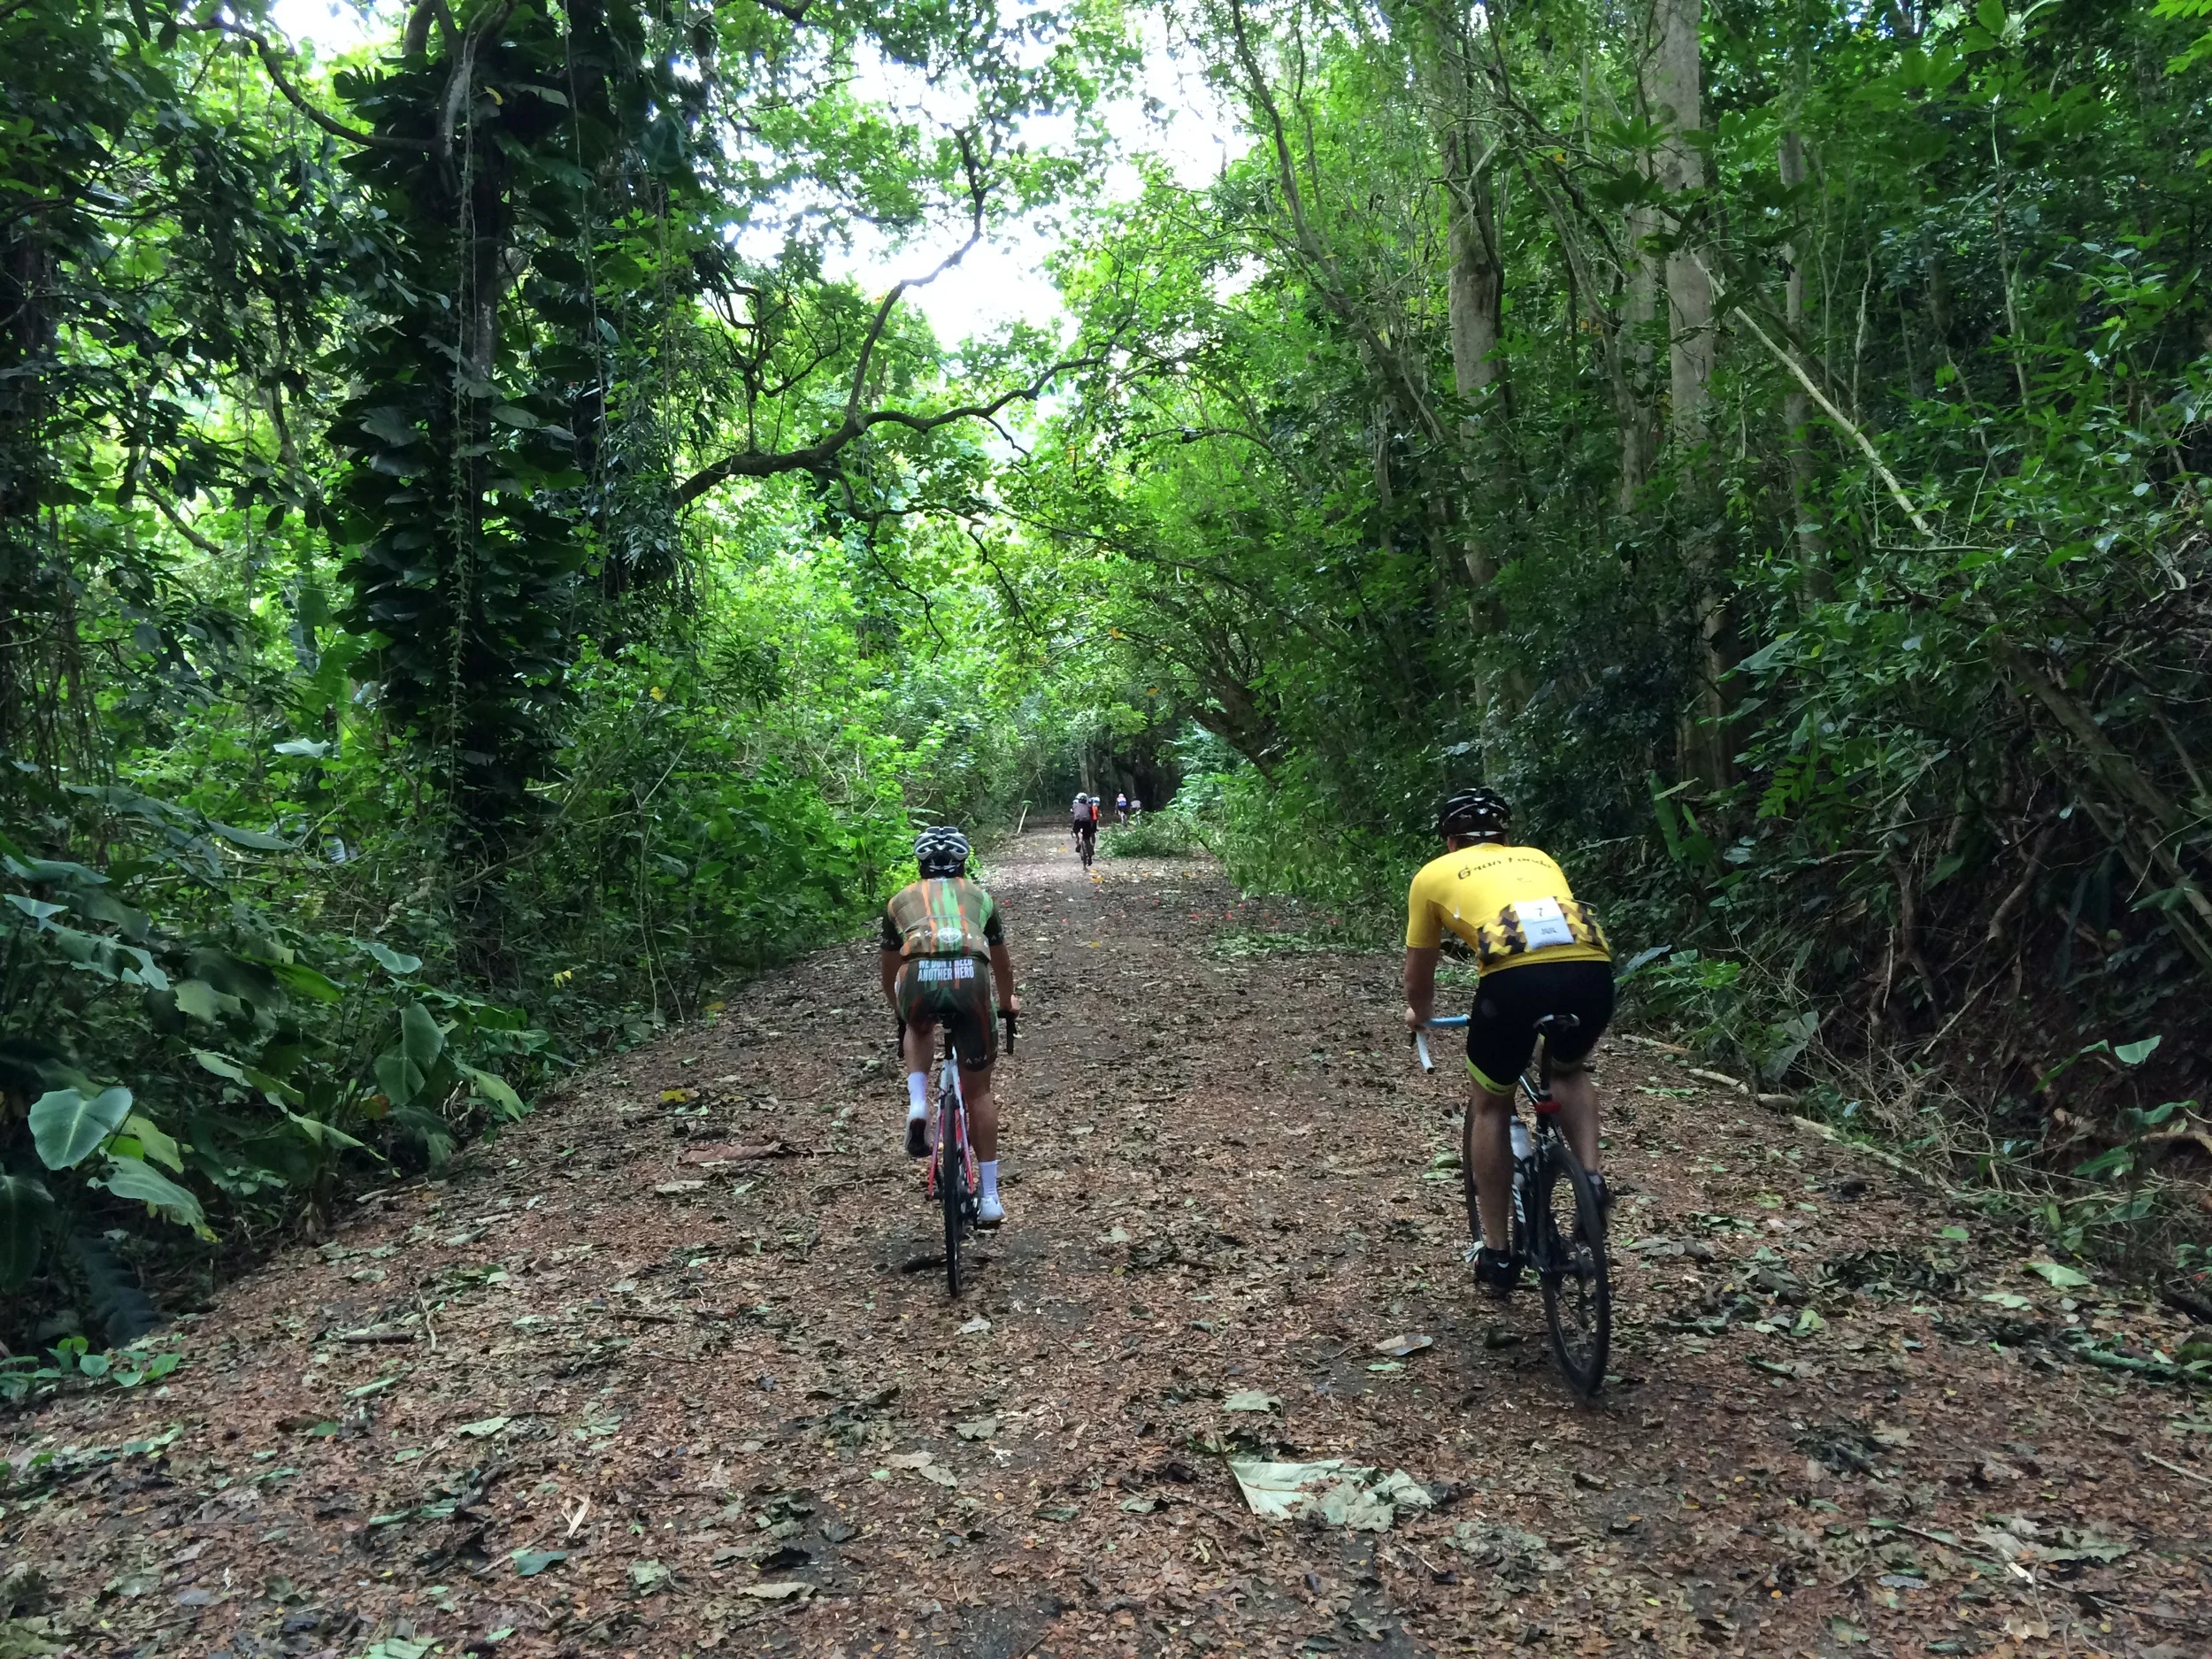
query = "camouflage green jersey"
xmin=879 ymin=877 xmax=1005 ymax=961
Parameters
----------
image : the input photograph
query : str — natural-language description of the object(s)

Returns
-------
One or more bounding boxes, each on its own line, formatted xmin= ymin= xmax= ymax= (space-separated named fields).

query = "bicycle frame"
xmin=925 ymin=1032 xmax=978 ymax=1205
xmin=1416 ymin=1010 xmax=1565 ymax=1139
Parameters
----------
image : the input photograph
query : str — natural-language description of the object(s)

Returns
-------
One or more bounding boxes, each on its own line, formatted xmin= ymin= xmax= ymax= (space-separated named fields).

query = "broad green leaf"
xmin=2028 ymin=1260 xmax=2092 ymax=1289
xmin=97 ymin=1154 xmax=206 ymax=1231
xmin=5 ymin=892 xmax=68 ymax=925
xmin=375 ymin=1048 xmax=427 ymax=1109
xmin=30 ymin=1086 xmax=133 ymax=1169
xmin=195 ymin=1048 xmax=252 ymax=1084
xmin=120 ymin=1113 xmax=184 ymax=1172
xmin=0 ymin=1173 xmax=56 ymax=1288
xmin=173 ymin=979 xmax=230 ymax=1022
xmin=461 ymin=1064 xmax=526 ymax=1118
xmin=2115 ymin=1035 xmax=2161 ymax=1066
xmin=359 ymin=940 xmax=423 ymax=975
xmin=205 ymin=820 xmax=294 ymax=852
xmin=401 ymin=1002 xmax=445 ymax=1068
xmin=268 ymin=961 xmax=342 ymax=1003
xmin=272 ymin=738 xmax=331 ymax=758
xmin=357 ymin=406 xmax=421 ymax=447
xmin=286 ymin=1110 xmax=374 ymax=1155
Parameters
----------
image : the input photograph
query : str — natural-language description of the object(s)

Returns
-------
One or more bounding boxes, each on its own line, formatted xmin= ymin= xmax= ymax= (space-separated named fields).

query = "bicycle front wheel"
xmin=1532 ymin=1140 xmax=1610 ymax=1398
xmin=940 ymin=1106 xmax=968 ymax=1297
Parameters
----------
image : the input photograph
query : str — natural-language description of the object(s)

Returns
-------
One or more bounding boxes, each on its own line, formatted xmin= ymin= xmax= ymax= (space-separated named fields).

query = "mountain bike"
xmin=914 ymin=1010 xmax=1017 ymax=1297
xmin=1076 ymin=821 xmax=1096 ymax=871
xmin=1416 ymin=1011 xmax=1611 ymax=1397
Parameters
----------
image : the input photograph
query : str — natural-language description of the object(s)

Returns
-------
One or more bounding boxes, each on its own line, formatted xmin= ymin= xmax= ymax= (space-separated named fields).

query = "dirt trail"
xmin=5 ymin=833 xmax=2210 ymax=1658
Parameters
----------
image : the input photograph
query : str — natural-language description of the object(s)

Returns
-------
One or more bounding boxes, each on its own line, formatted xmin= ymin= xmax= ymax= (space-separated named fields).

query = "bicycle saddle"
xmin=1532 ymin=1013 xmax=1582 ymax=1037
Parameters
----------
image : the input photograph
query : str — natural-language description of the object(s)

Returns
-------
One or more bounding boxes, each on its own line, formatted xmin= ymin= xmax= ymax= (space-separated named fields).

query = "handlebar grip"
xmin=1000 ymin=1009 xmax=1018 ymax=1054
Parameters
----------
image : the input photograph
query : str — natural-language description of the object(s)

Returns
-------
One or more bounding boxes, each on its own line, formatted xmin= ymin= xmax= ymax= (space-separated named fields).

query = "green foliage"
xmin=989 ymin=0 xmax=2212 ymax=1276
xmin=0 ymin=0 xmax=1125 ymax=1341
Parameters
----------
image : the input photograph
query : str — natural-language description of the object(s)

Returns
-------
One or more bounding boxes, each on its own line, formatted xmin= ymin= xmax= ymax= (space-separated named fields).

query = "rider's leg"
xmin=1548 ymin=1066 xmax=1602 ymax=1175
xmin=964 ymin=1067 xmax=997 ymax=1161
xmin=901 ymin=1018 xmax=936 ymax=1155
xmin=1464 ymin=1079 xmax=1517 ymax=1252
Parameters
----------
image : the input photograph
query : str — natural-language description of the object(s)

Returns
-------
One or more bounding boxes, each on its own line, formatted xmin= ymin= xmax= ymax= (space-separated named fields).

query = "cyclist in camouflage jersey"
xmin=878 ymin=827 xmax=1022 ymax=1226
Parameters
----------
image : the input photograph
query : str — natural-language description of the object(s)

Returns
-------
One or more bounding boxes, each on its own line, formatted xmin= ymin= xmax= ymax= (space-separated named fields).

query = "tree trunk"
xmin=1620 ymin=204 xmax=1659 ymax=510
xmin=1647 ymin=0 xmax=1712 ymax=444
xmin=1644 ymin=0 xmax=1725 ymax=786
xmin=1778 ymin=127 xmax=1828 ymax=595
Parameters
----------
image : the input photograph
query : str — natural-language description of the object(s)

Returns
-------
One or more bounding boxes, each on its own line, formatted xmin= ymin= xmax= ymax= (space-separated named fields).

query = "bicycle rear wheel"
xmin=1531 ymin=1139 xmax=1610 ymax=1397
xmin=940 ymin=1098 xmax=968 ymax=1297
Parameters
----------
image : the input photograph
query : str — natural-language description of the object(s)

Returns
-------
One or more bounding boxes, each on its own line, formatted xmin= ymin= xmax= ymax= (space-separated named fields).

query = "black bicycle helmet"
xmin=1438 ymin=787 xmax=1511 ymax=842
xmin=915 ymin=826 xmax=972 ymax=877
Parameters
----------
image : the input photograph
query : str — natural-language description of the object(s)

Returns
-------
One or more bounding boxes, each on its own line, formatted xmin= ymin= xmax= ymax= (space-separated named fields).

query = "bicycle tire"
xmin=1532 ymin=1139 xmax=1611 ymax=1398
xmin=940 ymin=1096 xmax=967 ymax=1298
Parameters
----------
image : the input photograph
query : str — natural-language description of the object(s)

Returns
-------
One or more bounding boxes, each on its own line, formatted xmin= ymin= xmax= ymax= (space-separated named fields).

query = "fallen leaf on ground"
xmin=1371 ymin=1333 xmax=1432 ymax=1358
xmin=1225 ymin=1458 xmax=1433 ymax=1532
xmin=1222 ymin=1388 xmax=1279 ymax=1413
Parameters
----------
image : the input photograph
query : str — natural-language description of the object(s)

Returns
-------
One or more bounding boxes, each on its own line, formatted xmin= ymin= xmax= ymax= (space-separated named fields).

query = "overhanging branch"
xmin=189 ymin=19 xmax=436 ymax=154
xmin=673 ymin=357 xmax=1102 ymax=505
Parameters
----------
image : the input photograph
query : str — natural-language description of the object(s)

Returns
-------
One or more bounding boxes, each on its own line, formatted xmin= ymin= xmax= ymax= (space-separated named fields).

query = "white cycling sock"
xmin=905 ymin=1072 xmax=927 ymax=1117
xmin=979 ymin=1160 xmax=1000 ymax=1201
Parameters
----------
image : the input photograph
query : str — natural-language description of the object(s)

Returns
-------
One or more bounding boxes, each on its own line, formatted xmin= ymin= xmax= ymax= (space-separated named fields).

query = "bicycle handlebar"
xmin=1409 ymin=1014 xmax=1465 ymax=1073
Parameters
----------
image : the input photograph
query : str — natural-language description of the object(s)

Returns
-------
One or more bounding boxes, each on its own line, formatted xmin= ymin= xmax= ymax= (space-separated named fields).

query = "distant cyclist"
xmin=879 ymin=827 xmax=1020 ymax=1226
xmin=1071 ymin=793 xmax=1099 ymax=861
xmin=1401 ymin=787 xmax=1614 ymax=1297
xmin=1116 ymin=789 xmax=1129 ymax=825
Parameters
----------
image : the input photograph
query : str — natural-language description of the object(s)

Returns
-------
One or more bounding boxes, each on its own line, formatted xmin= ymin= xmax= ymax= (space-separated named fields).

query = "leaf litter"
xmin=1 ymin=833 xmax=2206 ymax=1656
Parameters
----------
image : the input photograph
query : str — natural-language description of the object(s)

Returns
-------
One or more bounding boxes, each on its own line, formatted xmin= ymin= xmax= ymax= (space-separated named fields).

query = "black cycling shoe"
xmin=903 ymin=1112 xmax=930 ymax=1159
xmin=1588 ymin=1172 xmax=1615 ymax=1215
xmin=1473 ymin=1245 xmax=1520 ymax=1299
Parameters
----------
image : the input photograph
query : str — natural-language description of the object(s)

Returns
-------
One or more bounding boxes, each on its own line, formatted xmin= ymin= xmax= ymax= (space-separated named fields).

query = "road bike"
xmin=1416 ymin=1011 xmax=1611 ymax=1397
xmin=910 ymin=1010 xmax=1017 ymax=1297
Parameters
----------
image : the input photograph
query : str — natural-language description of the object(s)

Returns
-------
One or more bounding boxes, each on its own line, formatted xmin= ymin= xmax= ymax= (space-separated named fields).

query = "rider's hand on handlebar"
xmin=1402 ymin=1004 xmax=1429 ymax=1033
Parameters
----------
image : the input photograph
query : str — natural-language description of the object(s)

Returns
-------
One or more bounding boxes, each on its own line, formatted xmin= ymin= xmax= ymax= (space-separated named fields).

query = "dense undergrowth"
xmin=0 ymin=0 xmax=1103 ymax=1366
xmin=994 ymin=0 xmax=2212 ymax=1291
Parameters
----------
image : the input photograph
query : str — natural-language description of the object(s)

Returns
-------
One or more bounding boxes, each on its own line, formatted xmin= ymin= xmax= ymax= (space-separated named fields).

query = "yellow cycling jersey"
xmin=1404 ymin=844 xmax=1611 ymax=972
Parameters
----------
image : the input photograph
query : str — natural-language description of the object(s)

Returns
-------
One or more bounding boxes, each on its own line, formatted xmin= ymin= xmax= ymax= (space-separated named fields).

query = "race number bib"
xmin=915 ymin=957 xmax=977 ymax=982
xmin=1509 ymin=897 xmax=1576 ymax=949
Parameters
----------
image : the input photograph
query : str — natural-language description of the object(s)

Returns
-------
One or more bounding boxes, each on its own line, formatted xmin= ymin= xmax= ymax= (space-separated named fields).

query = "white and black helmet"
xmin=915 ymin=826 xmax=972 ymax=877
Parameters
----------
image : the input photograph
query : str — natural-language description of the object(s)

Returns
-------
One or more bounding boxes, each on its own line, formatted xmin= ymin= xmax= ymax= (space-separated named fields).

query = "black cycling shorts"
xmin=896 ymin=958 xmax=997 ymax=1072
xmin=1464 ymin=959 xmax=1615 ymax=1094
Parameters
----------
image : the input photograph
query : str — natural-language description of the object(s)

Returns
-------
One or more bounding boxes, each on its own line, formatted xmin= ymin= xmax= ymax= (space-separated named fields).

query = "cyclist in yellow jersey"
xmin=1402 ymin=787 xmax=1615 ymax=1296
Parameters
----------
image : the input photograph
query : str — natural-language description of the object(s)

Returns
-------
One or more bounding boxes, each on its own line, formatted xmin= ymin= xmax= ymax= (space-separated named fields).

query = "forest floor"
xmin=4 ymin=833 xmax=2211 ymax=1659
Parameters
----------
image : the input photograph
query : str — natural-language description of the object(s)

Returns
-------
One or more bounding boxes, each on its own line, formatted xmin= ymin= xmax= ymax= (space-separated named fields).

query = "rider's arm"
xmin=1402 ymin=945 xmax=1440 ymax=1029
xmin=879 ymin=946 xmax=901 ymax=1010
xmin=984 ymin=903 xmax=1020 ymax=1013
xmin=1402 ymin=871 xmax=1443 ymax=1029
